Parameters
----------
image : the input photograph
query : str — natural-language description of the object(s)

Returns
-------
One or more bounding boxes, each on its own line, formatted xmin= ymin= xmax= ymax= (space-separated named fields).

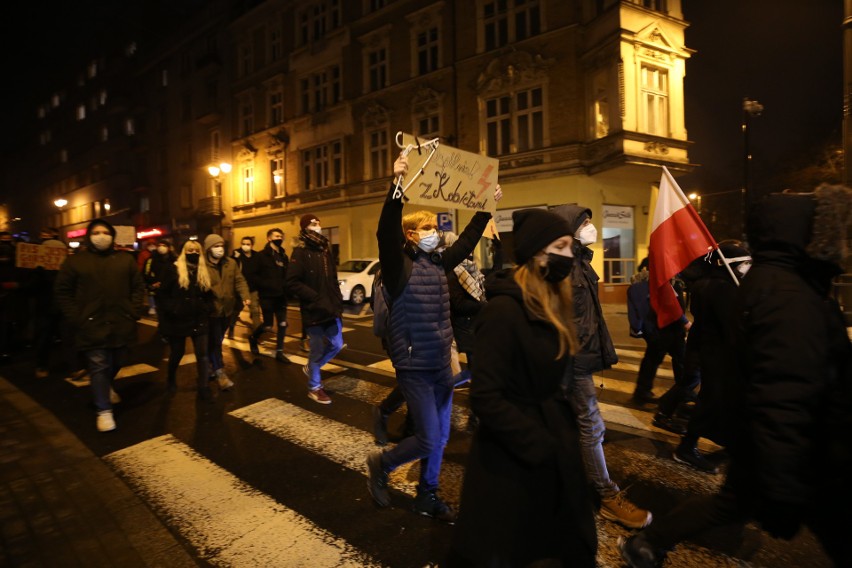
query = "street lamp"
xmin=742 ymin=97 xmax=763 ymax=239
xmin=207 ymin=162 xmax=231 ymax=197
xmin=54 ymin=198 xmax=68 ymax=208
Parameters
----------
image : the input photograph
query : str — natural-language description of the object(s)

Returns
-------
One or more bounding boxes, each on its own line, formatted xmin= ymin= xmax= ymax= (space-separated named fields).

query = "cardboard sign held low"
xmin=398 ymin=133 xmax=499 ymax=213
xmin=15 ymin=242 xmax=68 ymax=270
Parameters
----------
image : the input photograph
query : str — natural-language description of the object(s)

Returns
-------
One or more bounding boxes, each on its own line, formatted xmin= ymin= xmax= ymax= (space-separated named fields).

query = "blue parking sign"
xmin=437 ymin=212 xmax=453 ymax=232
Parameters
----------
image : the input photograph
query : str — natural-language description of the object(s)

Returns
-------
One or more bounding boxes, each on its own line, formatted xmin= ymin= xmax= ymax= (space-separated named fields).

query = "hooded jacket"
xmin=554 ymin=204 xmax=618 ymax=375
xmin=451 ymin=268 xmax=596 ymax=566
xmin=203 ymin=234 xmax=249 ymax=318
xmin=54 ymin=219 xmax=146 ymax=350
xmin=733 ymin=185 xmax=851 ymax=531
xmin=285 ymin=231 xmax=343 ymax=327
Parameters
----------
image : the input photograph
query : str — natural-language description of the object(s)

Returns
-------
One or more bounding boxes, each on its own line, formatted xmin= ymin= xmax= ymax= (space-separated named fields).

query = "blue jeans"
xmin=84 ymin=347 xmax=126 ymax=412
xmin=207 ymin=316 xmax=229 ymax=374
xmin=305 ymin=317 xmax=344 ymax=391
xmin=568 ymin=373 xmax=619 ymax=498
xmin=381 ymin=367 xmax=453 ymax=493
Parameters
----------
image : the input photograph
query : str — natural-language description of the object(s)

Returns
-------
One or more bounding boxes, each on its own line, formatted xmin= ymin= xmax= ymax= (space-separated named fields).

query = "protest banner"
xmin=15 ymin=243 xmax=68 ymax=270
xmin=396 ymin=133 xmax=499 ymax=213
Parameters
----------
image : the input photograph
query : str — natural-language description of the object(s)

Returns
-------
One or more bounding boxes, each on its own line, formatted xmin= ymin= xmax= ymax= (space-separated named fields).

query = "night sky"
xmin=1 ymin=0 xmax=844 ymax=196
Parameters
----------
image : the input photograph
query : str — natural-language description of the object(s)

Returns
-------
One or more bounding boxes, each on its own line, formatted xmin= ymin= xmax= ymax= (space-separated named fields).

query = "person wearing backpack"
xmin=365 ymin=152 xmax=501 ymax=523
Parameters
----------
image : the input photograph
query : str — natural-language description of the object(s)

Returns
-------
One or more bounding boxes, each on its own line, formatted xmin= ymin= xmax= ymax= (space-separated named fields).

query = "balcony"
xmin=197 ymin=196 xmax=223 ymax=217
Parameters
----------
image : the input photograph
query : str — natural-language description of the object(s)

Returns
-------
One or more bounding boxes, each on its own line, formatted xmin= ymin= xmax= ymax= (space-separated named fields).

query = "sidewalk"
xmin=0 ymin=376 xmax=197 ymax=567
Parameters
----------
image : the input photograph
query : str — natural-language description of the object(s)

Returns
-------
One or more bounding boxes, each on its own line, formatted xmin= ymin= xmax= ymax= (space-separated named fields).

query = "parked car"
xmin=337 ymin=258 xmax=380 ymax=305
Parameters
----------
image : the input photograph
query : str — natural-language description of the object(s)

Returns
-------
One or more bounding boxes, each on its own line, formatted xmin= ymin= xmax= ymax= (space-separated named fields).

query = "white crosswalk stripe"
xmin=105 ymin=434 xmax=383 ymax=568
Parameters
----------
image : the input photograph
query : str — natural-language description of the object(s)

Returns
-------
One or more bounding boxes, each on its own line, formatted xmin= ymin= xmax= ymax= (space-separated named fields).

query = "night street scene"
xmin=0 ymin=1 xmax=849 ymax=567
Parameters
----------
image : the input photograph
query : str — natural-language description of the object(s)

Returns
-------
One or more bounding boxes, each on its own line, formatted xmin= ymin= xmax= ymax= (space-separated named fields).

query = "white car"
xmin=337 ymin=258 xmax=380 ymax=305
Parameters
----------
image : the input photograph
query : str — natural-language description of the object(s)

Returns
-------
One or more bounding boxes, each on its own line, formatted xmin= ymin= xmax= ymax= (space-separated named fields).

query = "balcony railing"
xmin=197 ymin=196 xmax=223 ymax=217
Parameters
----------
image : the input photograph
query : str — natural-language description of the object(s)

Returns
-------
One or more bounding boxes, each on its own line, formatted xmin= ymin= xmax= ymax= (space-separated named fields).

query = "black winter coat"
xmin=570 ymin=245 xmax=618 ymax=375
xmin=254 ymin=243 xmax=289 ymax=299
xmin=450 ymin=269 xmax=596 ymax=567
xmin=156 ymin=264 xmax=214 ymax=338
xmin=285 ymin=240 xmax=343 ymax=327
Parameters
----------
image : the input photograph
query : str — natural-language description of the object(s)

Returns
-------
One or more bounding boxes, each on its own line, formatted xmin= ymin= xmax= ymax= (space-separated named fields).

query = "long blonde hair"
xmin=513 ymin=260 xmax=578 ymax=359
xmin=176 ymin=241 xmax=211 ymax=291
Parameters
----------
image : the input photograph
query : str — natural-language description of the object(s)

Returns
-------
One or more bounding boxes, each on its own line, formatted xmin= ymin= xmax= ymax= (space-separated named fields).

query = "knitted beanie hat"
xmin=300 ymin=214 xmax=318 ymax=230
xmin=512 ymin=208 xmax=573 ymax=265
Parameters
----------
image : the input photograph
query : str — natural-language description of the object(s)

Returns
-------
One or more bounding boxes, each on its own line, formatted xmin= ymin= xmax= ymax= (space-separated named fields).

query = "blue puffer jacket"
xmin=386 ymin=253 xmax=453 ymax=371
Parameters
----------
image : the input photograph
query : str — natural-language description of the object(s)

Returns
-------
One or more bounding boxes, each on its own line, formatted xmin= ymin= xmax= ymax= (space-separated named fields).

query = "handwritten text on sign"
xmin=15 ymin=243 xmax=68 ymax=270
xmin=401 ymin=133 xmax=499 ymax=213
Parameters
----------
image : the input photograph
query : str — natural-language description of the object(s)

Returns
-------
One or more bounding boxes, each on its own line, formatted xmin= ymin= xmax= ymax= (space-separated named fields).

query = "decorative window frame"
xmin=406 ymin=3 xmax=443 ymax=78
xmin=359 ymin=25 xmax=392 ymax=94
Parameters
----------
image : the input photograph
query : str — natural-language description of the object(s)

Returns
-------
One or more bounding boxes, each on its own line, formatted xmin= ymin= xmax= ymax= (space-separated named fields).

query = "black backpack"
xmin=371 ymin=268 xmax=391 ymax=338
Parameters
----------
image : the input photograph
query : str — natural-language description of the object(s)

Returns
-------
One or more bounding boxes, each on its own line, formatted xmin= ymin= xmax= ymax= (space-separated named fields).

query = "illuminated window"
xmin=271 ymin=157 xmax=285 ymax=197
xmin=241 ymin=164 xmax=255 ymax=203
xmin=641 ymin=65 xmax=668 ymax=136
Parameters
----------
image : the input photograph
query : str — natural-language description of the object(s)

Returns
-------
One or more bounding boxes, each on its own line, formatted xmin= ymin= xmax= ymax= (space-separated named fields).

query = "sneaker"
xmin=148 ymin=307 xmax=157 ymax=316
xmin=308 ymin=387 xmax=332 ymax=404
xmin=366 ymin=450 xmax=390 ymax=507
xmin=618 ymin=533 xmax=665 ymax=568
xmin=96 ymin=410 xmax=116 ymax=432
xmin=673 ymin=444 xmax=719 ymax=474
xmin=275 ymin=351 xmax=291 ymax=364
xmin=248 ymin=336 xmax=260 ymax=355
xmin=413 ymin=489 xmax=457 ymax=524
xmin=109 ymin=389 xmax=121 ymax=404
xmin=652 ymin=412 xmax=687 ymax=436
xmin=372 ymin=406 xmax=389 ymax=446
xmin=35 ymin=368 xmax=49 ymax=379
xmin=216 ymin=369 xmax=234 ymax=390
xmin=600 ymin=491 xmax=652 ymax=529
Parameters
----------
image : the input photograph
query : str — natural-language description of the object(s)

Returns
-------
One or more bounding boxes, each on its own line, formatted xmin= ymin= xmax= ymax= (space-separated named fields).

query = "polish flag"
xmin=649 ymin=167 xmax=717 ymax=328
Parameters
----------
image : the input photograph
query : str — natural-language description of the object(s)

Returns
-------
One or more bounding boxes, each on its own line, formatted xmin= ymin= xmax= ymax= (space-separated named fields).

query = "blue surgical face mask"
xmin=417 ymin=230 xmax=439 ymax=253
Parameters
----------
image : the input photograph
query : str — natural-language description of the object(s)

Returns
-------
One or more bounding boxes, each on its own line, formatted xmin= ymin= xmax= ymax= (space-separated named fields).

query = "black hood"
xmin=484 ymin=268 xmax=523 ymax=303
xmin=551 ymin=204 xmax=592 ymax=235
xmin=84 ymin=219 xmax=117 ymax=251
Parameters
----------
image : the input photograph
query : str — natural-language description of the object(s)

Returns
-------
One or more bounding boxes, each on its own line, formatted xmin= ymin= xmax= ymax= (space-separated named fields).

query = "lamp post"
xmin=207 ymin=162 xmax=231 ymax=237
xmin=742 ymin=97 xmax=763 ymax=239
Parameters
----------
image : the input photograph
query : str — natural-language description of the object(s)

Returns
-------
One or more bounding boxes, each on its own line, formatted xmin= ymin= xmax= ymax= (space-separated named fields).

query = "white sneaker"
xmin=96 ymin=410 xmax=116 ymax=432
xmin=216 ymin=370 xmax=234 ymax=390
xmin=110 ymin=389 xmax=121 ymax=404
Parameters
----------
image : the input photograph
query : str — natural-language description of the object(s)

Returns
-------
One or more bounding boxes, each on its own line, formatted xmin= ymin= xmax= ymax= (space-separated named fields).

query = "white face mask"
xmin=241 ymin=244 xmax=252 ymax=253
xmin=576 ymin=222 xmax=597 ymax=246
xmin=417 ymin=229 xmax=439 ymax=253
xmin=90 ymin=233 xmax=113 ymax=251
xmin=727 ymin=256 xmax=752 ymax=278
xmin=210 ymin=246 xmax=225 ymax=259
xmin=157 ymin=245 xmax=168 ymax=255
xmin=309 ymin=226 xmax=323 ymax=234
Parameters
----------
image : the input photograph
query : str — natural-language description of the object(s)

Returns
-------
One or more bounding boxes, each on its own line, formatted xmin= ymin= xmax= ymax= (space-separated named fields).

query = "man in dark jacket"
xmin=554 ymin=204 xmax=650 ymax=530
xmin=286 ymin=214 xmax=343 ymax=404
xmin=365 ymin=153 xmax=500 ymax=523
xmin=620 ymin=185 xmax=852 ymax=568
xmin=54 ymin=219 xmax=146 ymax=433
xmin=249 ymin=227 xmax=290 ymax=363
xmin=230 ymin=235 xmax=261 ymax=338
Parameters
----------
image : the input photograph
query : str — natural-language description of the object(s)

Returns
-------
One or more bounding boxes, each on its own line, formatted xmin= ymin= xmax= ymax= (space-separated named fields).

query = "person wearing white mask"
xmin=228 ymin=236 xmax=260 ymax=339
xmin=249 ymin=228 xmax=291 ymax=363
xmin=54 ymin=219 xmax=146 ymax=433
xmin=366 ymin=153 xmax=502 ymax=523
xmin=552 ymin=205 xmax=652 ymax=530
xmin=203 ymin=234 xmax=250 ymax=390
xmin=285 ymin=214 xmax=344 ymax=404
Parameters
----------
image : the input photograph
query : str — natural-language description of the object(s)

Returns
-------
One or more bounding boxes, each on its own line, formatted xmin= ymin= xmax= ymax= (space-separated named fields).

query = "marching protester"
xmin=157 ymin=240 xmax=215 ymax=399
xmin=203 ymin=234 xmax=250 ymax=390
xmin=30 ymin=228 xmax=66 ymax=378
xmin=229 ymin=235 xmax=261 ymax=340
xmin=54 ymin=219 xmax=146 ymax=432
xmin=143 ymin=239 xmax=177 ymax=315
xmin=447 ymin=208 xmax=596 ymax=567
xmin=286 ymin=213 xmax=344 ymax=404
xmin=555 ymin=205 xmax=652 ymax=529
xmin=620 ymin=185 xmax=852 ymax=568
xmin=0 ymin=231 xmax=23 ymax=362
xmin=249 ymin=228 xmax=291 ymax=363
xmin=366 ymin=152 xmax=500 ymax=523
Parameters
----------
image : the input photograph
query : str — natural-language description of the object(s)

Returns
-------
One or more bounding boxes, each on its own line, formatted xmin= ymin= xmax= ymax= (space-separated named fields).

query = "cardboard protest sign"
xmin=398 ymin=133 xmax=499 ymax=213
xmin=114 ymin=225 xmax=137 ymax=246
xmin=15 ymin=243 xmax=68 ymax=270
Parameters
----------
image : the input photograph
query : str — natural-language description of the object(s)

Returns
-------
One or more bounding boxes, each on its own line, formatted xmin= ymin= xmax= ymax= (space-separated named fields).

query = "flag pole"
xmin=714 ymin=248 xmax=742 ymax=287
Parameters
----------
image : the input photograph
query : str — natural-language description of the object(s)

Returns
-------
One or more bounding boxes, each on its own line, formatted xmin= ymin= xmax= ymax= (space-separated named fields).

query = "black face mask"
xmin=270 ymin=239 xmax=284 ymax=249
xmin=541 ymin=253 xmax=574 ymax=283
xmin=185 ymin=253 xmax=200 ymax=264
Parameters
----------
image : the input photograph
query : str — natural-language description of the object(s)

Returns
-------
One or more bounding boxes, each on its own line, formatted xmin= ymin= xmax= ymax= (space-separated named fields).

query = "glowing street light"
xmin=54 ymin=198 xmax=68 ymax=208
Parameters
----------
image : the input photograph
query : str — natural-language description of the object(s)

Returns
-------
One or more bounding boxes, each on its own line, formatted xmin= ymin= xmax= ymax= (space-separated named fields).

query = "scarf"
xmin=300 ymin=229 xmax=331 ymax=275
xmin=454 ymin=259 xmax=485 ymax=302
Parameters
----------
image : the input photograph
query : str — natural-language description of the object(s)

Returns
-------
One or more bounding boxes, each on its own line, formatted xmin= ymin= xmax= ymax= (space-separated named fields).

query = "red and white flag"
xmin=648 ymin=167 xmax=717 ymax=327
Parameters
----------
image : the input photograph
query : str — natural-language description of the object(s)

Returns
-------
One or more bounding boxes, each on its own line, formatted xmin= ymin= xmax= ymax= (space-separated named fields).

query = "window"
xmin=482 ymin=0 xmax=541 ymax=51
xmin=367 ymin=48 xmax=388 ymax=91
xmin=601 ymin=205 xmax=636 ymax=283
xmin=241 ymin=101 xmax=254 ymax=137
xmin=485 ymin=87 xmax=543 ymax=155
xmin=100 ymin=126 xmax=109 ymax=142
xmin=240 ymin=164 xmax=255 ymax=203
xmin=417 ymin=114 xmax=440 ymax=140
xmin=300 ymin=66 xmax=341 ymax=113
xmin=271 ymin=157 xmax=285 ymax=197
xmin=302 ymin=140 xmax=343 ymax=190
xmin=298 ymin=0 xmax=341 ymax=46
xmin=416 ymin=27 xmax=439 ymax=74
xmin=641 ymin=65 xmax=668 ymax=136
xmin=368 ymin=129 xmax=389 ymax=178
xmin=161 ymin=69 xmax=169 ymax=87
xmin=76 ymin=105 xmax=86 ymax=120
xmin=641 ymin=0 xmax=668 ymax=11
xmin=368 ymin=0 xmax=388 ymax=11
xmin=125 ymin=118 xmax=135 ymax=136
xmin=210 ymin=130 xmax=221 ymax=163
xmin=239 ymin=43 xmax=253 ymax=77
xmin=270 ymin=27 xmax=283 ymax=62
xmin=269 ymin=90 xmax=284 ymax=126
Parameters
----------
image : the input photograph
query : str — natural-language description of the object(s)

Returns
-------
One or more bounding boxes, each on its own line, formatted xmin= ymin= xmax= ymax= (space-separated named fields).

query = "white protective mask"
xmin=157 ymin=245 xmax=168 ymax=255
xmin=241 ymin=244 xmax=252 ymax=253
xmin=417 ymin=229 xmax=440 ymax=253
xmin=210 ymin=246 xmax=225 ymax=259
xmin=309 ymin=225 xmax=323 ymax=234
xmin=90 ymin=234 xmax=113 ymax=251
xmin=727 ymin=256 xmax=752 ymax=278
xmin=576 ymin=222 xmax=598 ymax=246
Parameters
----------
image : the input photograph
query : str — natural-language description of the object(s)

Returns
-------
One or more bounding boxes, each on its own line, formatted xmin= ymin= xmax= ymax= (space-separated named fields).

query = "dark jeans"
xmin=167 ymin=334 xmax=209 ymax=390
xmin=84 ymin=347 xmax=126 ymax=412
xmin=635 ymin=325 xmax=687 ymax=395
xmin=34 ymin=305 xmax=60 ymax=369
xmin=251 ymin=296 xmax=287 ymax=351
xmin=207 ymin=316 xmax=229 ymax=374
